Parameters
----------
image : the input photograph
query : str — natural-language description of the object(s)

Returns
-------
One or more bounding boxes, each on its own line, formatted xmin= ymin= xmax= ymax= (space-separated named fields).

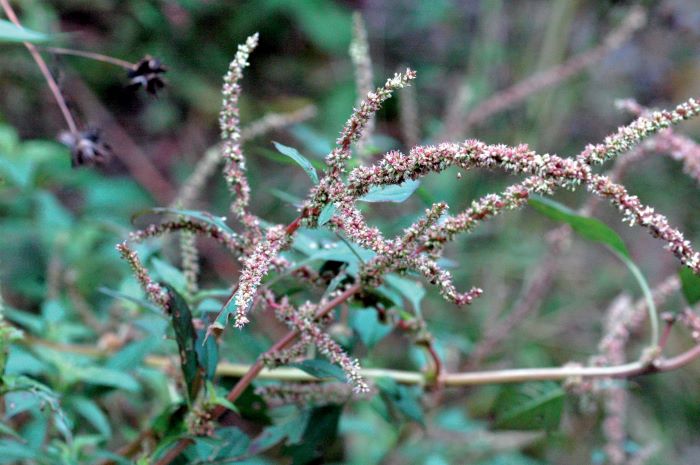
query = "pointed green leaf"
xmin=98 ymin=287 xmax=162 ymax=314
xmin=360 ymin=179 xmax=420 ymax=203
xmin=385 ymin=274 xmax=425 ymax=315
xmin=286 ymin=405 xmax=343 ymax=464
xmin=529 ymin=196 xmax=658 ymax=346
xmin=72 ymin=366 xmax=140 ymax=392
xmin=529 ymin=196 xmax=628 ymax=257
xmin=680 ymin=267 xmax=700 ymax=306
xmin=351 ymin=307 xmax=392 ymax=349
xmin=273 ymin=141 xmax=319 ymax=183
xmin=289 ymin=359 xmax=346 ymax=381
xmin=151 ymin=257 xmax=187 ymax=293
xmin=0 ymin=19 xmax=50 ymax=44
xmin=318 ymin=203 xmax=337 ymax=226
xmin=493 ymin=382 xmax=564 ymax=431
xmin=195 ymin=328 xmax=218 ymax=380
xmin=164 ymin=285 xmax=203 ymax=403
xmin=70 ymin=397 xmax=112 ymax=437
xmin=375 ymin=377 xmax=424 ymax=425
xmin=248 ymin=410 xmax=310 ymax=455
xmin=207 ymin=293 xmax=236 ymax=337
xmin=106 ymin=338 xmax=159 ymax=370
xmin=187 ymin=427 xmax=249 ymax=461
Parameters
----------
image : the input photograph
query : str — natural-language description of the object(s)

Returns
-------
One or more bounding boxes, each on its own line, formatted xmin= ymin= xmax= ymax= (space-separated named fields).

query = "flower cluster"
xmin=653 ymin=129 xmax=700 ymax=184
xmin=116 ymin=242 xmax=169 ymax=309
xmin=588 ymin=174 xmax=700 ymax=272
xmin=234 ymin=225 xmax=289 ymax=327
xmin=324 ymin=69 xmax=416 ymax=173
xmin=272 ymin=297 xmax=369 ymax=393
xmin=119 ymin=32 xmax=700 ymax=401
xmin=577 ymin=98 xmax=700 ymax=165
xmin=220 ymin=33 xmax=259 ymax=220
xmin=256 ymin=382 xmax=374 ymax=408
xmin=680 ymin=308 xmax=700 ymax=342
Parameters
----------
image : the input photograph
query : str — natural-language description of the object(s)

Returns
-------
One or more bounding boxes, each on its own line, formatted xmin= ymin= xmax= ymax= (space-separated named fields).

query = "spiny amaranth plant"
xmin=113 ymin=27 xmax=700 ymax=463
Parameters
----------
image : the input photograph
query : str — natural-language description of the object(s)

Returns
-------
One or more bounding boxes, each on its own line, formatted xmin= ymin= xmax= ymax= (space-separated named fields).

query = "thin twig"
xmin=41 ymin=46 xmax=135 ymax=69
xmin=1 ymin=0 xmax=78 ymax=134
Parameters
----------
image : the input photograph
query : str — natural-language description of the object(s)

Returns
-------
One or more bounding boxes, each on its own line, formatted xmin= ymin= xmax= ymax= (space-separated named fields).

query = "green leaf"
xmin=187 ymin=427 xmax=249 ymax=461
xmin=360 ymin=179 xmax=420 ymax=203
xmin=529 ymin=196 xmax=658 ymax=347
xmin=41 ymin=299 xmax=65 ymax=324
xmin=385 ymin=274 xmax=425 ymax=315
xmin=195 ymin=328 xmax=218 ymax=381
xmin=350 ymin=307 xmax=392 ymax=349
xmin=286 ymin=405 xmax=343 ymax=464
xmin=164 ymin=285 xmax=203 ymax=403
xmin=4 ymin=391 xmax=41 ymax=418
xmin=98 ymin=287 xmax=162 ymax=314
xmin=680 ymin=267 xmax=700 ymax=306
xmin=273 ymin=141 xmax=319 ymax=183
xmin=4 ymin=307 xmax=44 ymax=334
xmin=318 ymin=203 xmax=337 ymax=226
xmin=529 ymin=196 xmax=628 ymax=257
xmin=208 ymin=293 xmax=237 ymax=336
xmin=0 ymin=19 xmax=50 ymax=44
xmin=151 ymin=257 xmax=188 ymax=293
xmin=270 ymin=188 xmax=303 ymax=206
xmin=289 ymin=124 xmax=332 ymax=156
xmin=72 ymin=366 xmax=140 ymax=392
xmin=70 ymin=397 xmax=112 ymax=437
xmin=375 ymin=377 xmax=424 ymax=425
xmin=289 ymin=359 xmax=346 ymax=381
xmin=248 ymin=410 xmax=310 ymax=455
xmin=0 ymin=421 xmax=22 ymax=440
xmin=0 ymin=155 xmax=35 ymax=189
xmin=0 ymin=439 xmax=37 ymax=462
xmin=493 ymin=382 xmax=564 ymax=431
xmin=106 ymin=338 xmax=159 ymax=370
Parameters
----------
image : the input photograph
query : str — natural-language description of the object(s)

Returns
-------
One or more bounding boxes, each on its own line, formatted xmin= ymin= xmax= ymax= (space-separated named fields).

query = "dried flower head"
xmin=127 ymin=56 xmax=167 ymax=95
xmin=59 ymin=128 xmax=112 ymax=167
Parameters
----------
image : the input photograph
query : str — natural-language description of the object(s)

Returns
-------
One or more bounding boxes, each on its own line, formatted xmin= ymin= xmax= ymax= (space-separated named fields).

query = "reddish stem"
xmin=0 ymin=0 xmax=78 ymax=134
xmin=157 ymin=283 xmax=362 ymax=465
xmin=425 ymin=342 xmax=445 ymax=388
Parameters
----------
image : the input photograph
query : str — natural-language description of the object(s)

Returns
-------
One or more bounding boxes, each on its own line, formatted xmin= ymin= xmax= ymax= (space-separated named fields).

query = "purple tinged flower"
xmin=219 ymin=33 xmax=259 ymax=220
xmin=272 ymin=298 xmax=369 ymax=393
xmin=234 ymin=225 xmax=289 ymax=327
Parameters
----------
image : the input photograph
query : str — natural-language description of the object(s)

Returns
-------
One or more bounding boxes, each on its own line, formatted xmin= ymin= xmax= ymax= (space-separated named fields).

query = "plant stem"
xmin=41 ymin=46 xmax=134 ymax=69
xmin=28 ymin=334 xmax=700 ymax=387
xmin=153 ymin=283 xmax=362 ymax=464
xmin=214 ymin=282 xmax=361 ymax=414
xmin=0 ymin=0 xmax=78 ymax=134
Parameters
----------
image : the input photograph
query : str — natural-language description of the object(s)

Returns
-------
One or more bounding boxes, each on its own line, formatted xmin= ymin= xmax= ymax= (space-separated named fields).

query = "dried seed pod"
xmin=127 ymin=56 xmax=167 ymax=95
xmin=58 ymin=128 xmax=112 ymax=167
